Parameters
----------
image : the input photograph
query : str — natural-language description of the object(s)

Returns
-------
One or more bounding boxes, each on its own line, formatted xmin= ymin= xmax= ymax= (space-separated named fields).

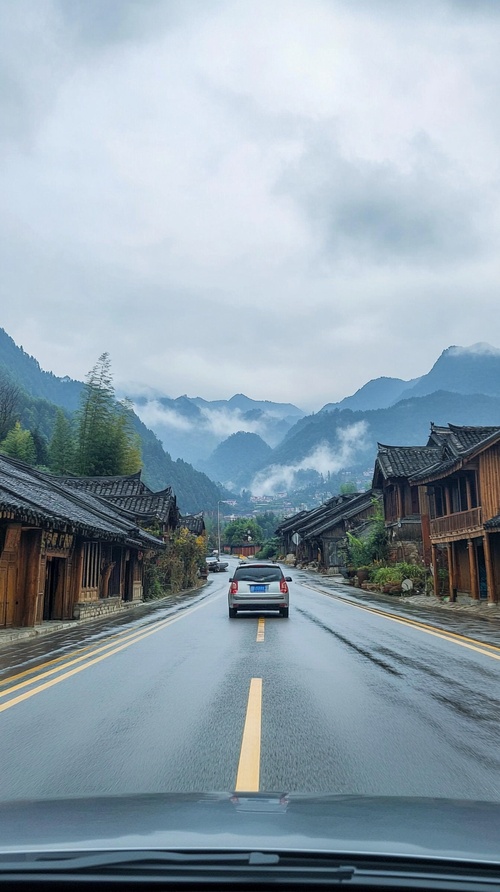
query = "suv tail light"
xmin=230 ymin=581 xmax=238 ymax=594
xmin=280 ymin=579 xmax=288 ymax=594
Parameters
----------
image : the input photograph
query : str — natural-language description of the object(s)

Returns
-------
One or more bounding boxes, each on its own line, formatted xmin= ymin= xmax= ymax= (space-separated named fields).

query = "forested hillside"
xmin=0 ymin=330 xmax=223 ymax=513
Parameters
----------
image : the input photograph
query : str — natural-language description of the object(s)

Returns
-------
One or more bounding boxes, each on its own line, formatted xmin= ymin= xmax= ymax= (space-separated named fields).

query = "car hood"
xmin=1 ymin=793 xmax=500 ymax=863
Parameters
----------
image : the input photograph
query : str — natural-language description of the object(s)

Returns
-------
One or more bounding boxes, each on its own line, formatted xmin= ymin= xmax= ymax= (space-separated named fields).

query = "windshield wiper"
xmin=0 ymin=849 xmax=282 ymax=872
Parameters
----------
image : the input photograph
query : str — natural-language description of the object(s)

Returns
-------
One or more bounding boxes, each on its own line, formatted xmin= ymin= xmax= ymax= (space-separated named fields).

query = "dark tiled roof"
xmin=375 ymin=445 xmax=442 ymax=480
xmin=277 ymin=492 xmax=379 ymax=541
xmin=180 ymin=513 xmax=205 ymax=535
xmin=0 ymin=456 xmax=164 ymax=549
xmin=412 ymin=424 xmax=500 ymax=484
xmin=446 ymin=424 xmax=500 ymax=453
xmin=484 ymin=514 xmax=500 ymax=530
xmin=275 ymin=510 xmax=309 ymax=535
xmin=304 ymin=491 xmax=381 ymax=538
xmin=57 ymin=472 xmax=148 ymax=497
xmin=60 ymin=475 xmax=178 ymax=527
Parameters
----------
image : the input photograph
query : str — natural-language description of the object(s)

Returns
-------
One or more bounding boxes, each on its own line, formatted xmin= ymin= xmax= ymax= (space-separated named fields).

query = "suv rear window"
xmin=234 ymin=566 xmax=282 ymax=583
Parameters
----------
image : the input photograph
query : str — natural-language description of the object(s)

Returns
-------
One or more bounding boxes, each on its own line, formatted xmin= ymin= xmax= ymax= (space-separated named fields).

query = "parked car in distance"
xmin=205 ymin=555 xmax=229 ymax=572
xmin=228 ymin=563 xmax=291 ymax=618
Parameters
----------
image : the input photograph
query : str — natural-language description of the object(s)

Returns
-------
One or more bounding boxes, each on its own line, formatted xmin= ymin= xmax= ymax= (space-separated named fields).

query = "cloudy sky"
xmin=2 ymin=0 xmax=500 ymax=411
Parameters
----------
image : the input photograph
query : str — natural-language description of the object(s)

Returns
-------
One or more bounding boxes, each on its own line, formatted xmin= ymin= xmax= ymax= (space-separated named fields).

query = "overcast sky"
xmin=2 ymin=0 xmax=500 ymax=411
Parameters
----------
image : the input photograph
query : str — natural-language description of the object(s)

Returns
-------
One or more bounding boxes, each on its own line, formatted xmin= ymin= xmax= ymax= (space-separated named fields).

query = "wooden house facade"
xmin=372 ymin=444 xmax=442 ymax=565
xmin=409 ymin=425 xmax=500 ymax=603
xmin=276 ymin=492 xmax=381 ymax=570
xmin=0 ymin=456 xmax=165 ymax=629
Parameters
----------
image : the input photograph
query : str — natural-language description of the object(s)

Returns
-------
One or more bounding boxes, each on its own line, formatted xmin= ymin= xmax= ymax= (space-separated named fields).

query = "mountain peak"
xmin=445 ymin=342 xmax=500 ymax=358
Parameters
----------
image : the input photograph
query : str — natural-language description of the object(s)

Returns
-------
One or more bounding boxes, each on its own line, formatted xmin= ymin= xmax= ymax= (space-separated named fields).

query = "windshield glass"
xmin=2 ymin=0 xmax=500 ymax=869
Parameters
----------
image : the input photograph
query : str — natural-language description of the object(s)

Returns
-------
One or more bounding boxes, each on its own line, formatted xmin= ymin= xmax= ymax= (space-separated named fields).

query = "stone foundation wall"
xmin=73 ymin=597 xmax=138 ymax=621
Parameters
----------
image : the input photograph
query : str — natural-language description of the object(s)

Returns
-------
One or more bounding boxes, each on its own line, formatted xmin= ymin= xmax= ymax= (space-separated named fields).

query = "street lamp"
xmin=217 ymin=500 xmax=227 ymax=558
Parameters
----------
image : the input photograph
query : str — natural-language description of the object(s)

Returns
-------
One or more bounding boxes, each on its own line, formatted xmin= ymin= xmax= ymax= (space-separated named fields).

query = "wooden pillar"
xmin=396 ymin=485 xmax=403 ymax=519
xmin=466 ymin=477 xmax=472 ymax=510
xmin=483 ymin=532 xmax=496 ymax=604
xmin=467 ymin=539 xmax=479 ymax=600
xmin=432 ymin=544 xmax=439 ymax=597
xmin=444 ymin=487 xmax=452 ymax=516
xmin=447 ymin=543 xmax=455 ymax=600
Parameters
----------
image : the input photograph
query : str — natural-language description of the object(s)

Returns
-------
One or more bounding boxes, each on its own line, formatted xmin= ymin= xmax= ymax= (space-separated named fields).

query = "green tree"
xmin=346 ymin=499 xmax=388 ymax=567
xmin=222 ymin=518 xmax=263 ymax=546
xmin=49 ymin=409 xmax=76 ymax=474
xmin=31 ymin=427 xmax=50 ymax=467
xmin=0 ymin=373 xmax=20 ymax=440
xmin=0 ymin=421 xmax=36 ymax=464
xmin=254 ymin=511 xmax=282 ymax=540
xmin=340 ymin=481 xmax=357 ymax=494
xmin=75 ymin=354 xmax=141 ymax=476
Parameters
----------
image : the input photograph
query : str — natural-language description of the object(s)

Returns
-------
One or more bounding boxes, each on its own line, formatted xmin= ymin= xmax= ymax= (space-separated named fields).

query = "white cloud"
xmin=251 ymin=421 xmax=369 ymax=495
xmin=2 ymin=1 xmax=500 ymax=409
xmin=133 ymin=401 xmax=195 ymax=432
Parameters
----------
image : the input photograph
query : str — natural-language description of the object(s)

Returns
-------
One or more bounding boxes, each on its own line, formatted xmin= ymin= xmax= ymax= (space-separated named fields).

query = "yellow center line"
xmin=0 ymin=619 xmax=173 ymax=691
xmin=0 ymin=629 xmax=150 ymax=697
xmin=235 ymin=678 xmax=262 ymax=792
xmin=0 ymin=595 xmax=221 ymax=713
xmin=303 ymin=583 xmax=500 ymax=661
xmin=256 ymin=618 xmax=265 ymax=642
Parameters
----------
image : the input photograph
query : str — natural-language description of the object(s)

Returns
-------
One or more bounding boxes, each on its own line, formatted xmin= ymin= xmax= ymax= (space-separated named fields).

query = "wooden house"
xmin=0 ymin=456 xmax=165 ymax=629
xmin=180 ymin=513 xmax=206 ymax=536
xmin=58 ymin=471 xmax=180 ymax=540
xmin=276 ymin=492 xmax=381 ymax=570
xmin=409 ymin=424 xmax=500 ymax=603
xmin=372 ymin=444 xmax=442 ymax=564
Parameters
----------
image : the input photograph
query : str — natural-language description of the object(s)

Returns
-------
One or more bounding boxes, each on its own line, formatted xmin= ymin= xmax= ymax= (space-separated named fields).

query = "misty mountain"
xmin=130 ymin=391 xmax=305 ymax=465
xmin=0 ymin=329 xmax=223 ymax=513
xmin=321 ymin=376 xmax=419 ymax=413
xmin=402 ymin=343 xmax=500 ymax=399
xmin=320 ymin=343 xmax=500 ymax=413
xmin=200 ymin=432 xmax=273 ymax=489
xmin=249 ymin=389 xmax=500 ymax=495
xmin=0 ymin=328 xmax=83 ymax=411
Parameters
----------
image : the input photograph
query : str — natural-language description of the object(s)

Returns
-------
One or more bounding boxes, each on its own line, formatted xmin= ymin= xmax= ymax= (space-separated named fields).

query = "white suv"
xmin=228 ymin=563 xmax=291 ymax=618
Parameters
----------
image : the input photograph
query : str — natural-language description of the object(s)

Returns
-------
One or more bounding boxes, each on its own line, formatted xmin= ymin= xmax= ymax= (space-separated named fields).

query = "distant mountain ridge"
xmin=200 ymin=431 xmax=273 ymax=489
xmin=321 ymin=343 xmax=500 ymax=413
xmin=0 ymin=328 xmax=223 ymax=513
xmin=130 ymin=390 xmax=305 ymax=466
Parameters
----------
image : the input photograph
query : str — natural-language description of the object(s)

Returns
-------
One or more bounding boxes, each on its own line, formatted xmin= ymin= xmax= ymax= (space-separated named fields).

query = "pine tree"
xmin=75 ymin=354 xmax=142 ymax=476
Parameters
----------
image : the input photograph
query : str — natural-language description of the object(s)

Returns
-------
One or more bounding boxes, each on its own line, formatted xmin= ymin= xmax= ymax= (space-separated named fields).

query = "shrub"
xmin=395 ymin=562 xmax=425 ymax=583
xmin=372 ymin=566 xmax=404 ymax=586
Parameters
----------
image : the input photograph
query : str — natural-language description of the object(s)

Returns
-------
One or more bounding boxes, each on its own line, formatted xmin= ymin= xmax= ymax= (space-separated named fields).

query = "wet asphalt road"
xmin=1 ymin=559 xmax=500 ymax=802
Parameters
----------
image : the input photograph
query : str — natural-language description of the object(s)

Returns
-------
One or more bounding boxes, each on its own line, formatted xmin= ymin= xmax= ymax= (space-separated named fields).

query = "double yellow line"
xmin=304 ymin=583 xmax=500 ymax=662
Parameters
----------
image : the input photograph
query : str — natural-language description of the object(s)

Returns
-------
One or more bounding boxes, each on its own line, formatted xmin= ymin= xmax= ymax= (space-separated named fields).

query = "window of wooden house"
xmin=82 ymin=541 xmax=101 ymax=589
xmin=385 ymin=486 xmax=397 ymax=521
xmin=432 ymin=487 xmax=444 ymax=518
xmin=451 ymin=481 xmax=461 ymax=514
xmin=107 ymin=546 xmax=123 ymax=596
xmin=410 ymin=486 xmax=419 ymax=515
xmin=458 ymin=476 xmax=468 ymax=512
xmin=468 ymin=474 xmax=478 ymax=508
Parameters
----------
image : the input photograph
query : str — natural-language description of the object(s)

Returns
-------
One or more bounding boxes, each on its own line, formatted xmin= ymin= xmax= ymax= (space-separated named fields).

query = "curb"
xmin=0 ymin=582 xmax=209 ymax=647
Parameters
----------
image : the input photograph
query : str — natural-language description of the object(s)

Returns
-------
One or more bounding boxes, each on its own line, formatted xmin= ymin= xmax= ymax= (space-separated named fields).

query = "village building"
xmin=57 ymin=471 xmax=180 ymax=539
xmin=372 ymin=444 xmax=442 ymax=565
xmin=276 ymin=491 xmax=381 ymax=571
xmin=0 ymin=456 xmax=165 ymax=629
xmin=409 ymin=424 xmax=500 ymax=603
xmin=179 ymin=513 xmax=206 ymax=536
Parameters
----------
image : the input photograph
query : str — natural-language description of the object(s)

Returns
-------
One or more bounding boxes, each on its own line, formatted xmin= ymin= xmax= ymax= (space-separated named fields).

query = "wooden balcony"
xmin=430 ymin=507 xmax=482 ymax=540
